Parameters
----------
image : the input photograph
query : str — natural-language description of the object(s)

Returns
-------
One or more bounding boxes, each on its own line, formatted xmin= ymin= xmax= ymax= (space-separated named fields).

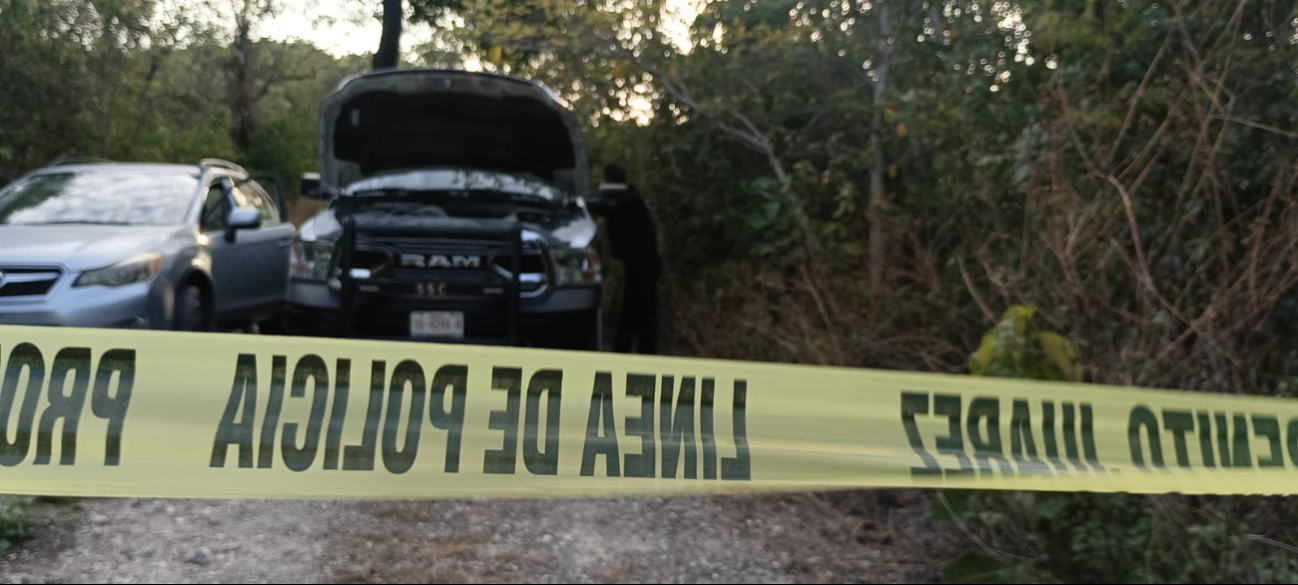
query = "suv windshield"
xmin=0 ymin=170 xmax=198 ymax=226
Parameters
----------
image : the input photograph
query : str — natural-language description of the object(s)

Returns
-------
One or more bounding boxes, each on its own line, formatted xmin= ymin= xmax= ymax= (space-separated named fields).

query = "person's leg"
xmin=640 ymin=266 xmax=660 ymax=354
xmin=613 ymin=270 xmax=637 ymax=353
xmin=617 ymin=264 xmax=659 ymax=352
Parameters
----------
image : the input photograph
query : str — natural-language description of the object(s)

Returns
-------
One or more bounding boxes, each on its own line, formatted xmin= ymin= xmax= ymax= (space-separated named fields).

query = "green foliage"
xmin=946 ymin=306 xmax=1298 ymax=584
xmin=0 ymin=496 xmax=33 ymax=554
xmin=245 ymin=116 xmax=314 ymax=198
xmin=969 ymin=306 xmax=1082 ymax=382
xmin=937 ymin=490 xmax=1155 ymax=584
xmin=0 ymin=1 xmax=364 ymax=186
xmin=942 ymin=553 xmax=1034 ymax=584
xmin=939 ymin=490 xmax=1298 ymax=584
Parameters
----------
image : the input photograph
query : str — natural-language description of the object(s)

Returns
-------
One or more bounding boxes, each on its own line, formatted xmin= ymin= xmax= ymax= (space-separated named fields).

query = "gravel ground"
xmin=0 ymin=492 xmax=949 ymax=584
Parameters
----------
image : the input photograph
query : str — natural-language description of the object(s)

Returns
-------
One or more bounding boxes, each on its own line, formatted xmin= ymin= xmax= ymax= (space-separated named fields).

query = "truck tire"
xmin=257 ymin=312 xmax=289 ymax=336
xmin=571 ymin=310 xmax=603 ymax=352
xmin=590 ymin=310 xmax=604 ymax=352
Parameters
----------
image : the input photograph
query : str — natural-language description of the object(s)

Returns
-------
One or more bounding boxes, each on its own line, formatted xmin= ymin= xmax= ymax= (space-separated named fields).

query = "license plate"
xmin=410 ymin=311 xmax=465 ymax=339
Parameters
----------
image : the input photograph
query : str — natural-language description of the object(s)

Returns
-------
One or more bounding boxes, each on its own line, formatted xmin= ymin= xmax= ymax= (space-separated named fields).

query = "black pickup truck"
xmin=286 ymin=69 xmax=603 ymax=350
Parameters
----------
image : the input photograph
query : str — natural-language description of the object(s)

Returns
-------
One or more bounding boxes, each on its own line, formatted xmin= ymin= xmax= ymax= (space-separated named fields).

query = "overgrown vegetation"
xmin=0 ymin=0 xmax=369 ymax=194
xmin=3 ymin=0 xmax=1298 ymax=580
xmin=943 ymin=308 xmax=1298 ymax=583
xmin=0 ymin=496 xmax=33 ymax=554
xmin=939 ymin=490 xmax=1298 ymax=584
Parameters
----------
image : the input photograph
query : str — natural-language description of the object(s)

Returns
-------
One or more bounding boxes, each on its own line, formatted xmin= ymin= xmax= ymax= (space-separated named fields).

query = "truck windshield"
xmin=0 ymin=170 xmax=198 ymax=226
xmin=345 ymin=170 xmax=568 ymax=205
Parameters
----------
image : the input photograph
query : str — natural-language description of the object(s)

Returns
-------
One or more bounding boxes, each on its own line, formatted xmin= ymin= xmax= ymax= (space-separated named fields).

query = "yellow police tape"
xmin=0 ymin=324 xmax=1295 ymax=499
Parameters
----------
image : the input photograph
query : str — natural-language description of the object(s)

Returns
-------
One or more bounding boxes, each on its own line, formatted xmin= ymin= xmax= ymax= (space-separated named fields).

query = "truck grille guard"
xmin=337 ymin=216 xmax=526 ymax=345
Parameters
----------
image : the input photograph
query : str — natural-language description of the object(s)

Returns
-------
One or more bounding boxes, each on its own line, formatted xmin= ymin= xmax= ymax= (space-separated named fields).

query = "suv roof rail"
xmin=48 ymin=156 xmax=111 ymax=167
xmin=199 ymin=158 xmax=248 ymax=175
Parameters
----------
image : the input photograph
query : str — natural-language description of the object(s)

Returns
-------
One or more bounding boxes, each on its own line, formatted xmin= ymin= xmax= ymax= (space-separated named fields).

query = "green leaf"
xmin=970 ymin=305 xmax=1081 ymax=383
xmin=1002 ymin=305 xmax=1035 ymax=335
xmin=1028 ymin=492 xmax=1069 ymax=524
xmin=763 ymin=200 xmax=780 ymax=220
xmin=744 ymin=213 xmax=769 ymax=231
xmin=969 ymin=332 xmax=997 ymax=376
xmin=942 ymin=554 xmax=1009 ymax=584
xmin=1037 ymin=332 xmax=1082 ymax=382
xmin=932 ymin=489 xmax=976 ymax=523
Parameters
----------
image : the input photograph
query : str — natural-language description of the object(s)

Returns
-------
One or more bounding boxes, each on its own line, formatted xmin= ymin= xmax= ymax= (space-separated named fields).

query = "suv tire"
xmin=175 ymin=284 xmax=211 ymax=332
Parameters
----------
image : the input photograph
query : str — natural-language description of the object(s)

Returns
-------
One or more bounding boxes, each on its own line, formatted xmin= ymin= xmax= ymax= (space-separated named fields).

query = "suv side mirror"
xmin=225 ymin=207 xmax=262 ymax=242
xmin=301 ymin=172 xmax=331 ymax=200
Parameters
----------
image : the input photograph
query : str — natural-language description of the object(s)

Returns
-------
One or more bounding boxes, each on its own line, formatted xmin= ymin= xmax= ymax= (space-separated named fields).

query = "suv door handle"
xmin=278 ymin=240 xmax=293 ymax=249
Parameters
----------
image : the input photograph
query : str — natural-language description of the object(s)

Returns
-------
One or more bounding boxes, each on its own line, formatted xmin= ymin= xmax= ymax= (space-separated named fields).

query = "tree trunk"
xmin=867 ymin=0 xmax=891 ymax=286
xmin=229 ymin=16 xmax=257 ymax=151
xmin=374 ymin=0 xmax=404 ymax=70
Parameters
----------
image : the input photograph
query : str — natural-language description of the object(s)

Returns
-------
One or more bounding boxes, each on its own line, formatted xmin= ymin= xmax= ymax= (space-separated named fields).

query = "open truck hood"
xmin=318 ymin=69 xmax=588 ymax=199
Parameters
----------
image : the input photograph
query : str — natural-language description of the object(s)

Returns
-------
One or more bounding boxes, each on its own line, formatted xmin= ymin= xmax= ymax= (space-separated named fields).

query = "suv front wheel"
xmin=174 ymin=284 xmax=211 ymax=331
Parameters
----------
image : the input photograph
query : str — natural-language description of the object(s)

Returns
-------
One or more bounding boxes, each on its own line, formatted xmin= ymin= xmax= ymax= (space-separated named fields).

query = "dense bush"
xmin=940 ymin=307 xmax=1298 ymax=584
xmin=0 ymin=496 xmax=33 ymax=554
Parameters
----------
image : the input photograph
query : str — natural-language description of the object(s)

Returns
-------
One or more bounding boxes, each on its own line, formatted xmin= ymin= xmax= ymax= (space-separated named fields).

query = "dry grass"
xmin=288 ymin=196 xmax=329 ymax=229
xmin=324 ymin=494 xmax=952 ymax=585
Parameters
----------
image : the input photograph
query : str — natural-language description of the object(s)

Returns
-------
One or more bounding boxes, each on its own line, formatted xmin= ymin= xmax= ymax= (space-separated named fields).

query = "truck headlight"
xmin=552 ymin=247 xmax=602 ymax=286
xmin=290 ymin=240 xmax=336 ymax=281
xmin=74 ymin=253 xmax=162 ymax=288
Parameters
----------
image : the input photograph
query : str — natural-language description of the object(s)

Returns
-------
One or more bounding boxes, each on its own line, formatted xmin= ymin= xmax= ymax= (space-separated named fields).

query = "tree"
xmin=374 ymin=0 xmax=464 ymax=70
xmin=374 ymin=0 xmax=403 ymax=69
xmin=228 ymin=0 xmax=274 ymax=150
xmin=866 ymin=0 xmax=893 ymax=285
xmin=0 ymin=0 xmax=216 ymax=177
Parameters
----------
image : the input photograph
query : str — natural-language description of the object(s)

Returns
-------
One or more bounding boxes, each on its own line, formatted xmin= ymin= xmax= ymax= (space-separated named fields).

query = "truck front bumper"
xmin=286 ymin=281 xmax=602 ymax=350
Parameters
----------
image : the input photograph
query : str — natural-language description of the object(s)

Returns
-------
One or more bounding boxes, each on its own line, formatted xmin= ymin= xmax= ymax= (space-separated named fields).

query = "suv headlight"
xmin=290 ymin=240 xmax=337 ymax=281
xmin=74 ymin=253 xmax=162 ymax=288
xmin=552 ymin=246 xmax=602 ymax=286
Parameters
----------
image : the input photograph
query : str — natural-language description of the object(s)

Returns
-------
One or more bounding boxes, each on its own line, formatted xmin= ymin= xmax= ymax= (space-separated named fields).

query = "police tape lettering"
xmin=0 ymin=343 xmax=134 ymax=467
xmin=205 ymin=354 xmax=750 ymax=481
xmin=5 ymin=325 xmax=1298 ymax=499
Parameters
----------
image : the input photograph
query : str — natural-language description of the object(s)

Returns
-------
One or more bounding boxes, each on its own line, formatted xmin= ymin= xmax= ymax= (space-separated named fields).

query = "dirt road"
xmin=0 ymin=493 xmax=946 ymax=584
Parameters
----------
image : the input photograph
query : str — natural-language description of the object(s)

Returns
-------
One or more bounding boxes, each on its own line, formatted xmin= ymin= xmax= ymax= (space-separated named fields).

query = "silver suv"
xmin=0 ymin=158 xmax=294 ymax=331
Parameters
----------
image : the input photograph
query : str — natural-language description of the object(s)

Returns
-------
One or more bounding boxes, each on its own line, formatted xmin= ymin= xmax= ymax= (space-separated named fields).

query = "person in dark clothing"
xmin=585 ymin=164 xmax=662 ymax=354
